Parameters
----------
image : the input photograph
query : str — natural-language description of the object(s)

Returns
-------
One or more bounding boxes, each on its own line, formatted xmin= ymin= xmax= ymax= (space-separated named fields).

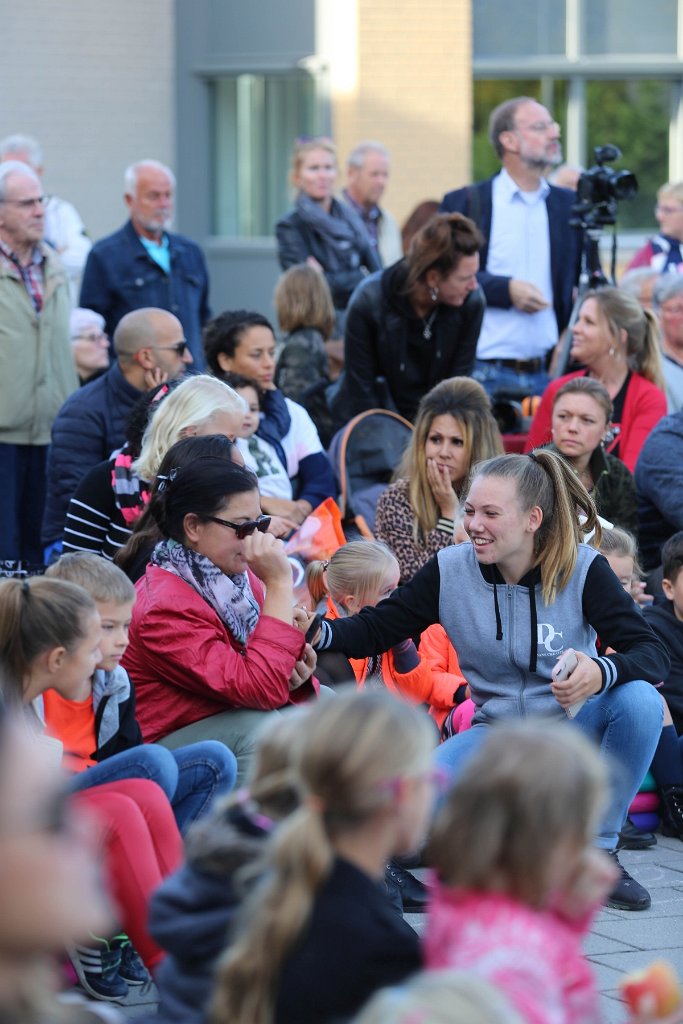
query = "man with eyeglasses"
xmin=80 ymin=159 xmax=210 ymax=367
xmin=42 ymin=307 xmax=192 ymax=559
xmin=440 ymin=96 xmax=581 ymax=403
xmin=0 ymin=160 xmax=77 ymax=563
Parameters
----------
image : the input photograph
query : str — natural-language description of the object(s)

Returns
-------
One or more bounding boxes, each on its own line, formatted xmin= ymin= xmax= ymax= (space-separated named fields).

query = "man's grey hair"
xmin=653 ymin=273 xmax=683 ymax=310
xmin=347 ymin=141 xmax=390 ymax=169
xmin=0 ymin=133 xmax=43 ymax=169
xmin=488 ymin=97 xmax=537 ymax=159
xmin=0 ymin=160 xmax=41 ymax=203
xmin=124 ymin=159 xmax=176 ymax=196
xmin=620 ymin=267 xmax=659 ymax=301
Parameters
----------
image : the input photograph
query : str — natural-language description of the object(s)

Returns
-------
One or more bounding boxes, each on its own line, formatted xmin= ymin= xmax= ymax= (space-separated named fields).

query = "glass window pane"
xmin=585 ymin=80 xmax=671 ymax=229
xmin=472 ymin=80 xmax=568 ymax=182
xmin=212 ymin=72 xmax=320 ymax=237
xmin=474 ymin=0 xmax=565 ymax=57
xmin=583 ymin=0 xmax=677 ymax=55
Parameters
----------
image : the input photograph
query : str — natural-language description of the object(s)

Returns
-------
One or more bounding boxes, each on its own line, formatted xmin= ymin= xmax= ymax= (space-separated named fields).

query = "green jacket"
xmin=0 ymin=243 xmax=77 ymax=445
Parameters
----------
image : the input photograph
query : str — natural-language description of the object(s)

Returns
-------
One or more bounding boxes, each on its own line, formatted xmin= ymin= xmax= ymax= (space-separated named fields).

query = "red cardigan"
xmin=123 ymin=565 xmax=316 ymax=743
xmin=525 ymin=370 xmax=667 ymax=473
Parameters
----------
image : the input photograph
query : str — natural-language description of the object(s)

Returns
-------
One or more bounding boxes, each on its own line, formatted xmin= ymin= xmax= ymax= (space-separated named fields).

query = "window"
xmin=472 ymin=0 xmax=682 ymax=230
xmin=211 ymin=71 xmax=324 ymax=237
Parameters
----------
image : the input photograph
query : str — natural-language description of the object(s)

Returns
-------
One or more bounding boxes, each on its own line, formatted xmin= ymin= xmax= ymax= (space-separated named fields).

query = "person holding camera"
xmin=440 ymin=96 xmax=581 ymax=402
xmin=525 ymin=287 xmax=667 ymax=473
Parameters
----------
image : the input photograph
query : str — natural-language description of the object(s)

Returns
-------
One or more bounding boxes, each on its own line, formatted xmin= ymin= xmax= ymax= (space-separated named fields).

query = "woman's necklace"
xmin=422 ymin=307 xmax=438 ymax=340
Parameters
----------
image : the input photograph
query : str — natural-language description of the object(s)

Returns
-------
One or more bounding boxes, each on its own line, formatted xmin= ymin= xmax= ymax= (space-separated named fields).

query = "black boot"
xmin=660 ymin=784 xmax=683 ymax=839
xmin=384 ymin=861 xmax=430 ymax=913
xmin=617 ymin=816 xmax=657 ymax=850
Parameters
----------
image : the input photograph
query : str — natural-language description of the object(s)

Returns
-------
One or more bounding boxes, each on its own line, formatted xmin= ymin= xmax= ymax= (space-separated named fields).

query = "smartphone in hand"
xmin=552 ymin=649 xmax=585 ymax=718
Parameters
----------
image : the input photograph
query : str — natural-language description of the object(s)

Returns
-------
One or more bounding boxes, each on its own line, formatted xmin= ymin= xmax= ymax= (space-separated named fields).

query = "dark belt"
xmin=480 ymin=356 xmax=548 ymax=373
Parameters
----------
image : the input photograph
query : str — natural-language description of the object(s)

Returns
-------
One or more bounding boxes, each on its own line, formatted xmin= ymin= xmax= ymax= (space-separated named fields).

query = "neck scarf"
xmin=111 ymin=445 xmax=151 ymax=525
xmin=295 ymin=193 xmax=366 ymax=271
xmin=151 ymin=539 xmax=260 ymax=646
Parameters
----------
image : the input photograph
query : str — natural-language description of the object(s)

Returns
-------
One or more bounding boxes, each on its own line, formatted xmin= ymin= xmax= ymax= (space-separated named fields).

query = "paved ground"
xmin=406 ymin=833 xmax=683 ymax=1022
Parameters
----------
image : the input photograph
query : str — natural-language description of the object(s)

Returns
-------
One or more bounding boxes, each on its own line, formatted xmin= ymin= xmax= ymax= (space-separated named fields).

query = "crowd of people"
xmin=2 ymin=96 xmax=683 ymax=1024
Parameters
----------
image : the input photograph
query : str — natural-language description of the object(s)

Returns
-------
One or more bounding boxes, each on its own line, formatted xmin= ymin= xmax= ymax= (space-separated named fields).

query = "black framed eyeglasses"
xmin=155 ymin=340 xmax=188 ymax=356
xmin=205 ymin=514 xmax=271 ymax=539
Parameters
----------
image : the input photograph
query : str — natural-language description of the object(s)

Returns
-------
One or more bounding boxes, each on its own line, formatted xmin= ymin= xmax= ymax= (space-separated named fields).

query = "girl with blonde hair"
xmin=376 ymin=376 xmax=503 ymax=583
xmin=424 ymin=721 xmax=617 ymax=1024
xmin=526 ymin=286 xmax=667 ymax=472
xmin=212 ymin=690 xmax=437 ymax=1024
xmin=314 ymin=449 xmax=667 ymax=912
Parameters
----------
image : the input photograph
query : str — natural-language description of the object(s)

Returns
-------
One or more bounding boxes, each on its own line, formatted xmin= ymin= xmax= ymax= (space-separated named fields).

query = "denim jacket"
xmin=80 ymin=220 xmax=210 ymax=367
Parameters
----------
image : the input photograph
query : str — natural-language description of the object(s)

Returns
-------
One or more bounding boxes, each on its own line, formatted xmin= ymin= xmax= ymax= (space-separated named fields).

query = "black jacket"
xmin=333 ymin=260 xmax=485 ymax=422
xmin=42 ymin=363 xmax=144 ymax=546
xmin=643 ymin=600 xmax=683 ymax=735
xmin=276 ymin=199 xmax=381 ymax=310
xmin=275 ymin=857 xmax=420 ymax=1024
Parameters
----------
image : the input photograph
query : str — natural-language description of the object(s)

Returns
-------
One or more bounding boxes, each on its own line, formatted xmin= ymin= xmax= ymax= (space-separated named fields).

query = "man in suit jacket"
xmin=440 ymin=96 xmax=581 ymax=400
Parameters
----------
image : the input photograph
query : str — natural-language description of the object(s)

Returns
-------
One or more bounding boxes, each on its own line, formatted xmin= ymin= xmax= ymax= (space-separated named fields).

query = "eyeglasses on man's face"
xmin=155 ymin=340 xmax=188 ymax=356
xmin=205 ymin=514 xmax=271 ymax=540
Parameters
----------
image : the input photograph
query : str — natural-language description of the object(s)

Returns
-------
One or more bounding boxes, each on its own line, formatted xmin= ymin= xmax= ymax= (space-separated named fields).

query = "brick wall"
xmin=332 ymin=0 xmax=472 ymax=231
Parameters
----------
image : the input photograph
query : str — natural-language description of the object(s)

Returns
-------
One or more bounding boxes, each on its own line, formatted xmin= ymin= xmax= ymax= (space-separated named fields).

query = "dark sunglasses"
xmin=205 ymin=514 xmax=271 ymax=539
xmin=156 ymin=340 xmax=188 ymax=356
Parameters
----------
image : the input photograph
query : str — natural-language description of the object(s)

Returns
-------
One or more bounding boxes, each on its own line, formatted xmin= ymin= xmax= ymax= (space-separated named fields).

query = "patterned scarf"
xmin=111 ymin=445 xmax=151 ymax=526
xmin=151 ymin=539 xmax=260 ymax=646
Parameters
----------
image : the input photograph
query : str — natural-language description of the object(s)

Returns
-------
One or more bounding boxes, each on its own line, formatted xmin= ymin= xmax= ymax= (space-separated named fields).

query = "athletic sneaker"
xmin=69 ymin=937 xmax=129 ymax=1002
xmin=606 ymin=850 xmax=651 ymax=911
xmin=111 ymin=934 xmax=151 ymax=986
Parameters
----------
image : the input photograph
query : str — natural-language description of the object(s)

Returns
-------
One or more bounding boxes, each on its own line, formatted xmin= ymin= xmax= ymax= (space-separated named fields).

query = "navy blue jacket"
xmin=42 ymin=363 xmax=143 ymax=545
xmin=440 ymin=175 xmax=581 ymax=334
xmin=79 ymin=220 xmax=210 ymax=367
xmin=635 ymin=410 xmax=683 ymax=570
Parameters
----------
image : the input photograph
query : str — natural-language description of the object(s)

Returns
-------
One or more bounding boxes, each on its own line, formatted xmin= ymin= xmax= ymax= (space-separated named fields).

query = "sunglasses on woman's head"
xmin=205 ymin=514 xmax=271 ymax=539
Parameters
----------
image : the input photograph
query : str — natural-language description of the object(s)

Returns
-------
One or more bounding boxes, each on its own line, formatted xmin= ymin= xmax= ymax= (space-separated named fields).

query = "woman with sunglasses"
xmin=122 ymin=457 xmax=319 ymax=784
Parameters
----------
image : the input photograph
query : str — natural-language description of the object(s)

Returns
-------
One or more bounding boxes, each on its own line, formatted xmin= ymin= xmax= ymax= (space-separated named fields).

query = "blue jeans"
xmin=0 ymin=443 xmax=47 ymax=562
xmin=434 ymin=680 xmax=664 ymax=850
xmin=472 ymin=358 xmax=550 ymax=403
xmin=68 ymin=741 xmax=237 ymax=834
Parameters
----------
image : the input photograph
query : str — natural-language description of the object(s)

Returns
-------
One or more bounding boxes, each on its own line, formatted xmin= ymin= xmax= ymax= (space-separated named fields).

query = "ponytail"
xmin=211 ymin=691 xmax=435 ymax=1024
xmin=472 ymin=451 xmax=600 ymax=604
xmin=306 ymin=542 xmax=397 ymax=610
xmin=305 ymin=560 xmax=329 ymax=605
xmin=0 ymin=578 xmax=96 ymax=701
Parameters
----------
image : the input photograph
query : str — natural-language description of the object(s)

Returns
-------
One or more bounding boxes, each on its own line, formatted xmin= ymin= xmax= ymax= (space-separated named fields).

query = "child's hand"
xmin=552 ymin=848 xmax=619 ymax=921
xmin=551 ymin=650 xmax=602 ymax=709
xmin=631 ymin=578 xmax=654 ymax=608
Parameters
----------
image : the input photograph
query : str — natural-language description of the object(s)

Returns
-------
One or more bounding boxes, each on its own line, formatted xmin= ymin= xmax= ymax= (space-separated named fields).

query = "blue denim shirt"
xmin=80 ymin=220 xmax=211 ymax=367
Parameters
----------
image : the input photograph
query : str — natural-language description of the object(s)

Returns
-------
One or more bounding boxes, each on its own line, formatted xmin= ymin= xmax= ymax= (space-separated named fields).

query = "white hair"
xmin=133 ymin=375 xmax=246 ymax=481
xmin=0 ymin=160 xmax=41 ymax=202
xmin=653 ymin=273 xmax=683 ymax=309
xmin=0 ymin=133 xmax=43 ymax=169
xmin=347 ymin=141 xmax=390 ymax=169
xmin=124 ymin=159 xmax=176 ymax=196
xmin=70 ymin=308 xmax=106 ymax=339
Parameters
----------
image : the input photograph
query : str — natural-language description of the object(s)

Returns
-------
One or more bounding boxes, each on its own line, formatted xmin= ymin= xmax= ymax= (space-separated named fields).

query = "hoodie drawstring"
xmin=490 ymin=571 xmax=539 ymax=672
xmin=493 ymin=578 xmax=503 ymax=642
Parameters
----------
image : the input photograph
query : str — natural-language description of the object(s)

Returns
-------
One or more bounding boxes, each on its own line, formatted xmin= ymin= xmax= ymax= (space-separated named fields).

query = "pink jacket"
xmin=424 ymin=884 xmax=601 ymax=1024
xmin=123 ymin=565 xmax=317 ymax=742
xmin=525 ymin=369 xmax=667 ymax=473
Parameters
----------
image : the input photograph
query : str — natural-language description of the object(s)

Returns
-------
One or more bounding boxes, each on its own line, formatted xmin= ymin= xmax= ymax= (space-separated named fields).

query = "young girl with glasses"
xmin=122 ymin=458 xmax=319 ymax=786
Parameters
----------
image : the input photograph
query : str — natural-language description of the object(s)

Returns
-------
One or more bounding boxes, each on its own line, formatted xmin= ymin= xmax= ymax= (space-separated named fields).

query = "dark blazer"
xmin=440 ymin=175 xmax=581 ymax=334
xmin=80 ymin=220 xmax=211 ymax=367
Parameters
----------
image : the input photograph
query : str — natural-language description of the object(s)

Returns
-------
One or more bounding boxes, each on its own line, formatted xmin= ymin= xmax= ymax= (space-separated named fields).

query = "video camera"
xmin=570 ymin=144 xmax=638 ymax=229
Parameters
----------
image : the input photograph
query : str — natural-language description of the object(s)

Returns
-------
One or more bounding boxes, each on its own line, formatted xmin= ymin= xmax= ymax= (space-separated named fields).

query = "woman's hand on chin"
xmin=289 ymin=643 xmax=317 ymax=691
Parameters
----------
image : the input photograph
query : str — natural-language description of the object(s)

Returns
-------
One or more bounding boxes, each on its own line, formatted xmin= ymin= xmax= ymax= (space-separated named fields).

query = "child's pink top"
xmin=424 ymin=884 xmax=601 ymax=1024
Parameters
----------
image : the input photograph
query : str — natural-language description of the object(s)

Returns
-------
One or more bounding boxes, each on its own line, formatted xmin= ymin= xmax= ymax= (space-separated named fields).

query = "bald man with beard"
xmin=42 ymin=306 xmax=193 ymax=554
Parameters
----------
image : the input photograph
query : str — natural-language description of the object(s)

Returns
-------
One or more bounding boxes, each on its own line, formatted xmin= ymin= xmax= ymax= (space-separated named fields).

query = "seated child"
xmin=644 ymin=531 xmax=683 ymax=838
xmin=44 ymin=552 xmax=237 ymax=834
xmin=424 ymin=721 xmax=619 ymax=1024
xmin=225 ymin=372 xmax=295 ymax=502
